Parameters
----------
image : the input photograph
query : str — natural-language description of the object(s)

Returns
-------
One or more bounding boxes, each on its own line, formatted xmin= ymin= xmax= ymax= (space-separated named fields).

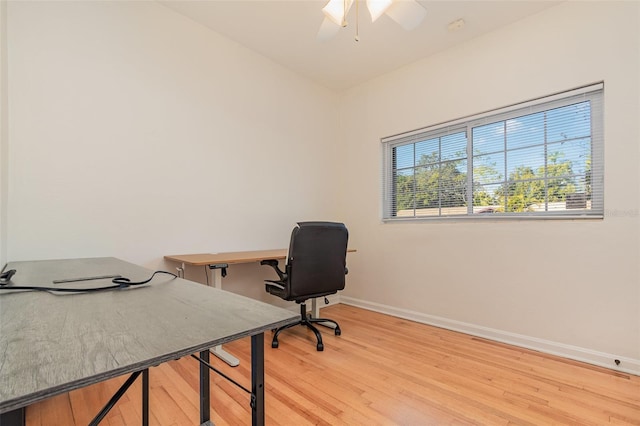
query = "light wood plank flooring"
xmin=25 ymin=304 xmax=640 ymax=425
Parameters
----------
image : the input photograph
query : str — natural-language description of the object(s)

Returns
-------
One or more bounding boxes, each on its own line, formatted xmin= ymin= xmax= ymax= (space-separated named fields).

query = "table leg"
xmin=208 ymin=267 xmax=240 ymax=367
xmin=210 ymin=345 xmax=239 ymax=367
xmin=312 ymin=298 xmax=321 ymax=318
xmin=142 ymin=369 xmax=149 ymax=426
xmin=0 ymin=407 xmax=25 ymax=426
xmin=251 ymin=333 xmax=265 ymax=426
xmin=199 ymin=350 xmax=214 ymax=426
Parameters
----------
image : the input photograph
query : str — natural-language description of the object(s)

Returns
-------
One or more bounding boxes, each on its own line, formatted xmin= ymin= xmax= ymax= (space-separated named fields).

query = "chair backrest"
xmin=285 ymin=221 xmax=348 ymax=302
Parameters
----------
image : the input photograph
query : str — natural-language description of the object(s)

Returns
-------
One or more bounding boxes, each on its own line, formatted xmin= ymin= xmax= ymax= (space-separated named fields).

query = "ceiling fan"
xmin=317 ymin=0 xmax=427 ymax=41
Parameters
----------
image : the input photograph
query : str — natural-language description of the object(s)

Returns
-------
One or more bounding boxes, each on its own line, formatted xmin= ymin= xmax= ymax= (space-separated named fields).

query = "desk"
xmin=0 ymin=257 xmax=297 ymax=426
xmin=165 ymin=249 xmax=355 ymax=366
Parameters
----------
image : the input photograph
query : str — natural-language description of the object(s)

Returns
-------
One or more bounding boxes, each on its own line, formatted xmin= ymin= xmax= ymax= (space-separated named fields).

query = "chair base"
xmin=272 ymin=302 xmax=341 ymax=351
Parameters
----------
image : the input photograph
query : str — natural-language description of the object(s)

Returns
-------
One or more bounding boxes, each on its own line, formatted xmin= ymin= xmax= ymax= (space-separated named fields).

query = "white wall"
xmin=5 ymin=0 xmax=640 ymax=372
xmin=339 ymin=1 xmax=640 ymax=372
xmin=1 ymin=0 xmax=7 ymax=268
xmin=5 ymin=1 xmax=342 ymax=302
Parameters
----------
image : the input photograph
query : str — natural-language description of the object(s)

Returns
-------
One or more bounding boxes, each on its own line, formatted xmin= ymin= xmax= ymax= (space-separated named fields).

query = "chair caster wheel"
xmin=272 ymin=341 xmax=279 ymax=348
xmin=317 ymin=343 xmax=324 ymax=351
xmin=335 ymin=328 xmax=341 ymax=336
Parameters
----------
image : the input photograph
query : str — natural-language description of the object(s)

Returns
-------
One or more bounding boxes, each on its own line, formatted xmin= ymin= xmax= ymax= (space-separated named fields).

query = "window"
xmin=382 ymin=83 xmax=604 ymax=220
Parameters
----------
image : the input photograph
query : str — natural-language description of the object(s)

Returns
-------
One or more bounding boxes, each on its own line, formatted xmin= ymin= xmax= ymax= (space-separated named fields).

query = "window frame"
xmin=382 ymin=83 xmax=604 ymax=221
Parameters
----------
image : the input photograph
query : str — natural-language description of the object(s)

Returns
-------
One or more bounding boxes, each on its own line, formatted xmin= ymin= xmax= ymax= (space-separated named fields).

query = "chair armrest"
xmin=260 ymin=259 xmax=287 ymax=281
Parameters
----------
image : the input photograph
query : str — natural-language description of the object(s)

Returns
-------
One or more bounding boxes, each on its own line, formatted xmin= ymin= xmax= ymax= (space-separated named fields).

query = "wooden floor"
xmin=25 ymin=304 xmax=640 ymax=425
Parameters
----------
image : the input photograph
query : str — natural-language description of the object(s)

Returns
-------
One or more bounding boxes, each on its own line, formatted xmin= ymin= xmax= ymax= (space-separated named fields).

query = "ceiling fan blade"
xmin=323 ymin=0 xmax=354 ymax=26
xmin=317 ymin=16 xmax=341 ymax=41
xmin=367 ymin=0 xmax=393 ymax=22
xmin=385 ymin=0 xmax=426 ymax=31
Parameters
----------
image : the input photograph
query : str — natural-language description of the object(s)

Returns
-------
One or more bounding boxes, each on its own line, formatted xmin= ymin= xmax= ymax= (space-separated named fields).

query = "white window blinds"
xmin=382 ymin=83 xmax=604 ymax=220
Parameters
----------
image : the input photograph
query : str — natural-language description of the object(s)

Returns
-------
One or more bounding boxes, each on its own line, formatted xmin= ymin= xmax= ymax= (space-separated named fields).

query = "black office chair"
xmin=260 ymin=221 xmax=348 ymax=351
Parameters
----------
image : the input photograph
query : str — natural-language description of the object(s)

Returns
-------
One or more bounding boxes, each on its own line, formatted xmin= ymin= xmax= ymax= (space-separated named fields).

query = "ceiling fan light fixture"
xmin=385 ymin=0 xmax=426 ymax=31
xmin=322 ymin=0 xmax=354 ymax=27
xmin=317 ymin=0 xmax=426 ymax=42
xmin=366 ymin=0 xmax=393 ymax=22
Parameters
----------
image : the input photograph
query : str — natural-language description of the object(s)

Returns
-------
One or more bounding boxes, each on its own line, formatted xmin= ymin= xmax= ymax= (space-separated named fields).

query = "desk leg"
xmin=251 ymin=333 xmax=265 ymax=426
xmin=199 ymin=350 xmax=214 ymax=426
xmin=142 ymin=369 xmax=149 ymax=426
xmin=311 ymin=298 xmax=321 ymax=318
xmin=0 ymin=408 xmax=25 ymax=426
xmin=208 ymin=267 xmax=240 ymax=367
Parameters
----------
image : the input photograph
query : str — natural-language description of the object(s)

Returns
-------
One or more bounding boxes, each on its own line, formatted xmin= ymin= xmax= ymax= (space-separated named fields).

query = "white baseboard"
xmin=339 ymin=296 xmax=640 ymax=376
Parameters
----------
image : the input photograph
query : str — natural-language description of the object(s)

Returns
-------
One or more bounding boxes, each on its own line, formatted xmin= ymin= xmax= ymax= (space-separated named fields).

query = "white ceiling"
xmin=160 ymin=1 xmax=560 ymax=92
